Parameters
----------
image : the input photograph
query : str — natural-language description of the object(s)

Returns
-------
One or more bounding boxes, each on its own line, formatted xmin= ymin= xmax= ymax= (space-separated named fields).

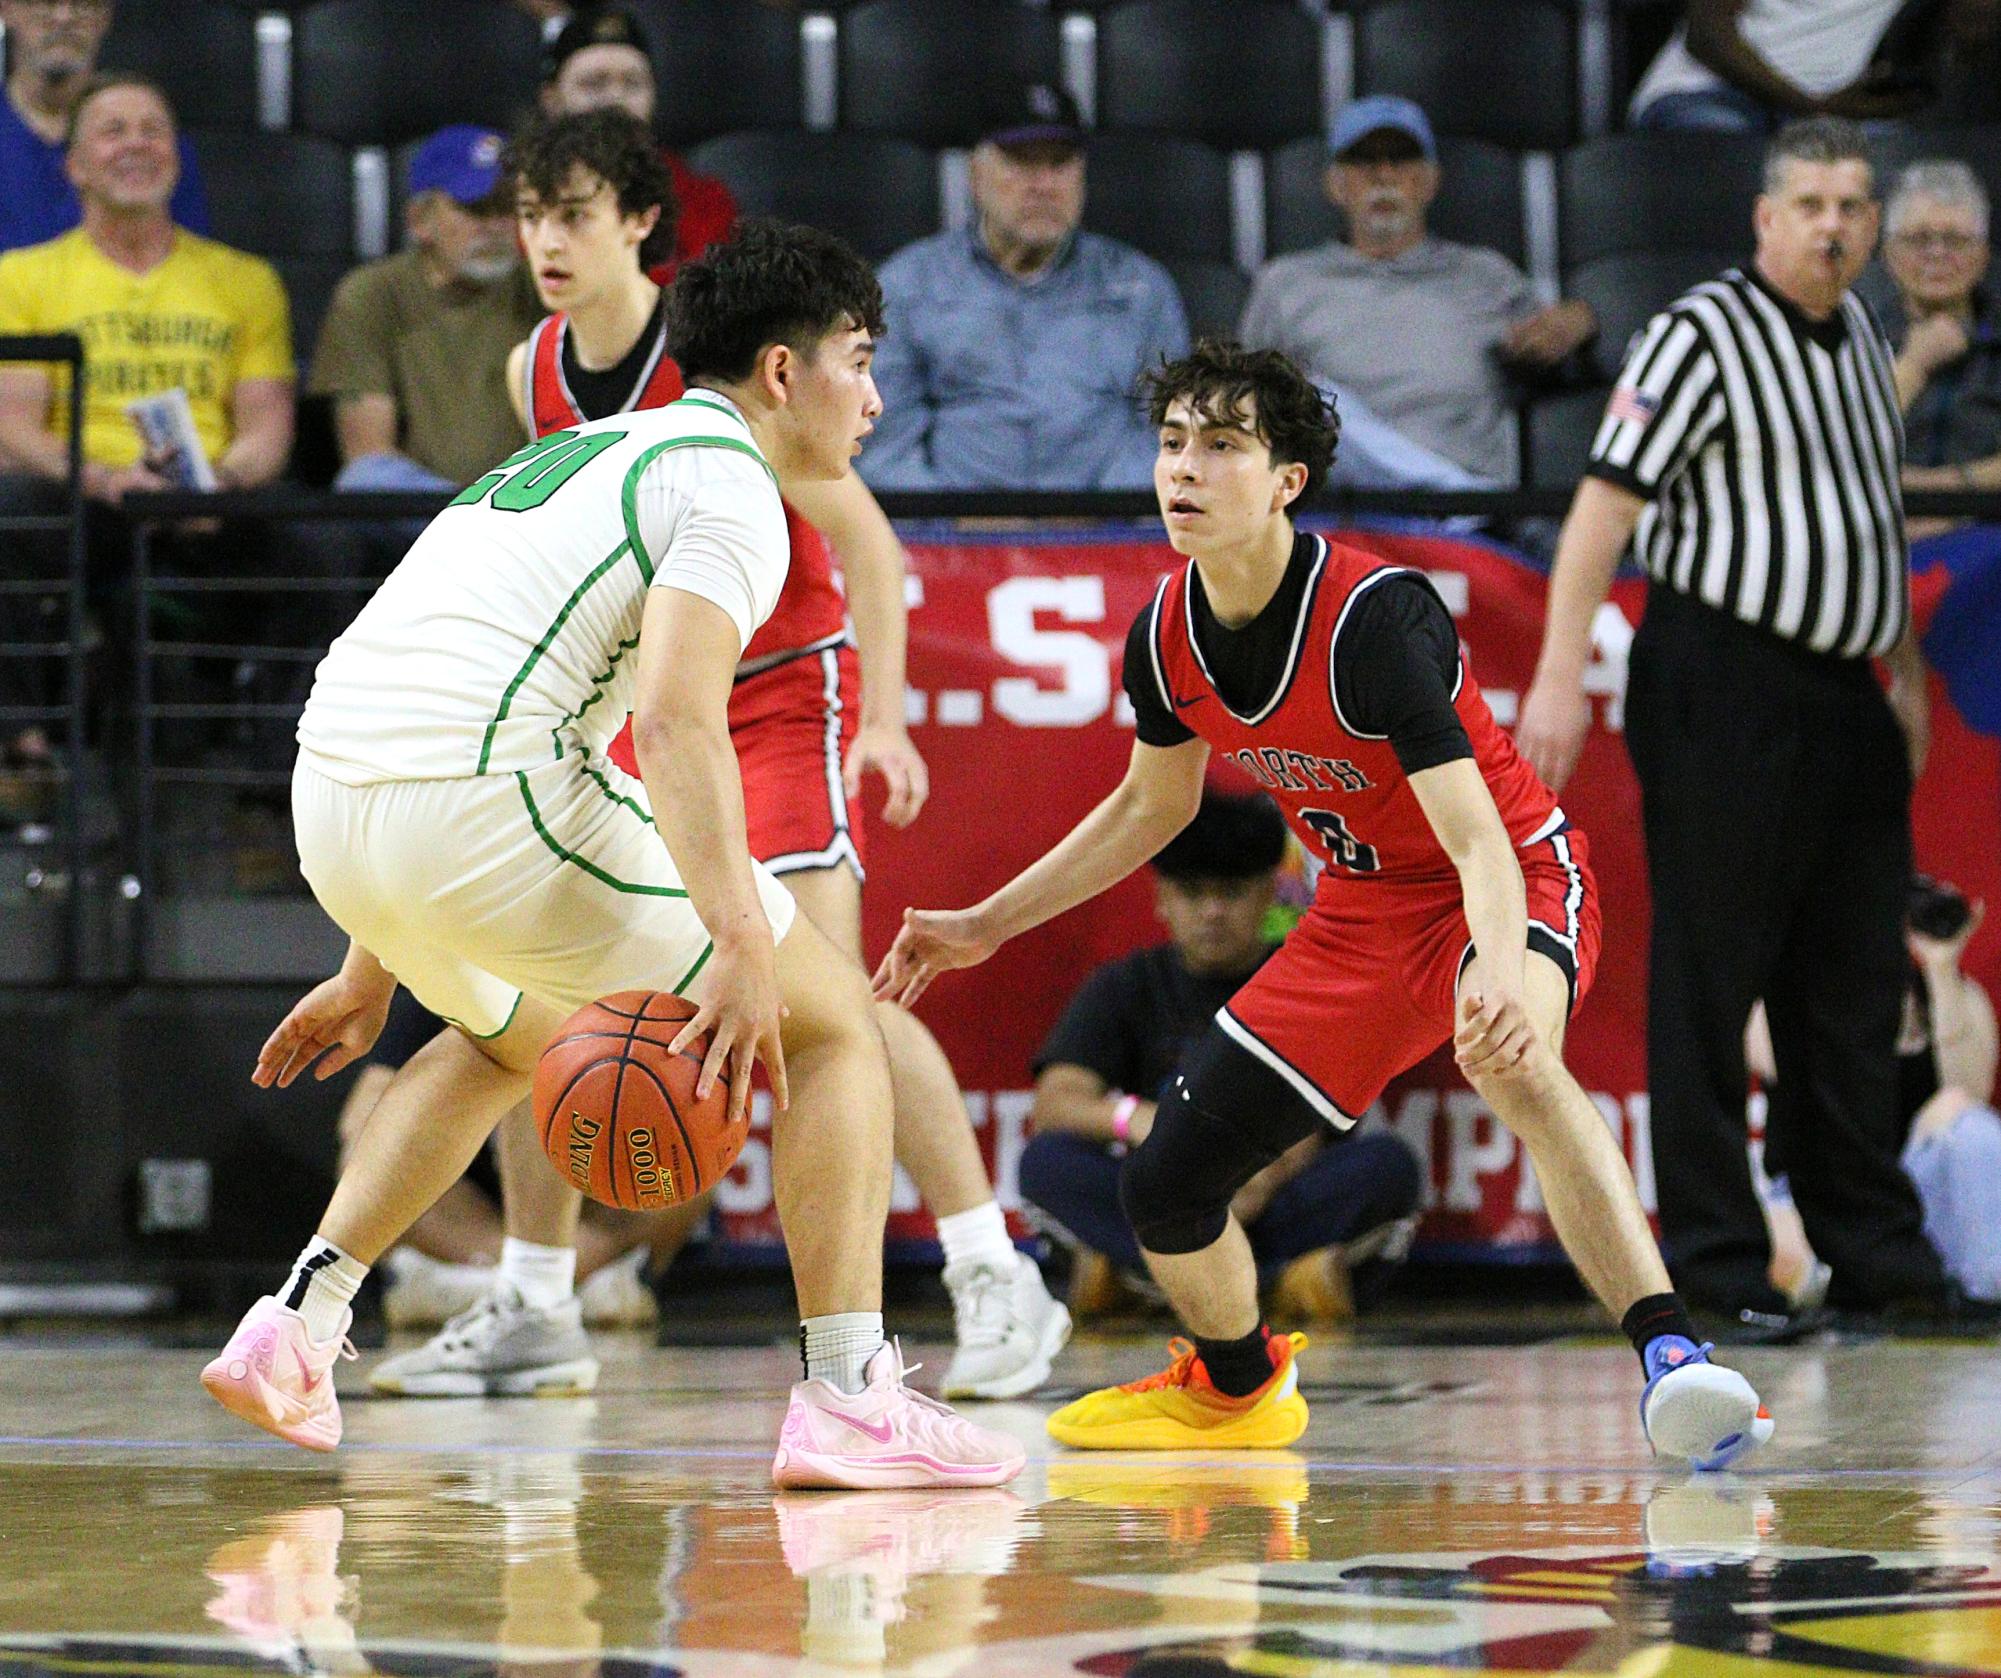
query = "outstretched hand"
xmin=254 ymin=970 xmax=395 ymax=1089
xmin=871 ymin=906 xmax=1001 ymax=1009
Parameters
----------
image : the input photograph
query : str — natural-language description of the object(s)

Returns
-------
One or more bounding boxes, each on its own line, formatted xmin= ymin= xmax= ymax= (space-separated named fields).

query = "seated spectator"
xmin=0 ymin=74 xmax=292 ymax=500
xmin=309 ymin=126 xmax=543 ymax=493
xmin=0 ymin=76 xmax=293 ymax=775
xmin=538 ymin=4 xmax=735 ymax=276
xmin=1869 ymin=162 xmax=2001 ymax=514
xmin=0 ymin=0 xmax=208 ymax=253
xmin=1749 ymin=874 xmax=2001 ymax=1307
xmin=861 ymin=84 xmax=1190 ymax=491
xmin=1238 ymin=98 xmax=1594 ymax=489
xmin=1628 ymin=0 xmax=1981 ymax=131
xmin=1017 ymin=793 xmax=1423 ymax=1322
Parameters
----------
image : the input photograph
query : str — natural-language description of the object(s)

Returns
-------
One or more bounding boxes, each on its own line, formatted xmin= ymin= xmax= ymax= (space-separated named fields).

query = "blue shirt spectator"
xmin=860 ymin=86 xmax=1188 ymax=491
xmin=0 ymin=0 xmax=208 ymax=252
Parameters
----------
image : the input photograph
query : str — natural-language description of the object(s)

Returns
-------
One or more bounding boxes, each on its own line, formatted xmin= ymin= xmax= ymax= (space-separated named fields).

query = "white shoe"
xmin=1641 ymin=1336 xmax=1773 ymax=1470
xmin=369 ymin=1282 xmax=599 ymax=1397
xmin=940 ymin=1252 xmax=1072 ymax=1400
xmin=380 ymin=1248 xmax=496 ymax=1331
xmin=577 ymin=1247 xmax=658 ymax=1330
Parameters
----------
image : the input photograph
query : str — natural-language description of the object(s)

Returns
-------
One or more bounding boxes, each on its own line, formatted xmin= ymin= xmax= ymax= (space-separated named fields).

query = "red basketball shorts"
xmin=1217 ymin=825 xmax=1600 ymax=1125
xmin=728 ymin=642 xmax=864 ymax=878
xmin=605 ymin=642 xmax=864 ymax=879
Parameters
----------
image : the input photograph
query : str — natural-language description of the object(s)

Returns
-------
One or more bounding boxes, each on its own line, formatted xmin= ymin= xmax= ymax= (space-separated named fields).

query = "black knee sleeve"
xmin=1119 ymin=1054 xmax=1325 ymax=1256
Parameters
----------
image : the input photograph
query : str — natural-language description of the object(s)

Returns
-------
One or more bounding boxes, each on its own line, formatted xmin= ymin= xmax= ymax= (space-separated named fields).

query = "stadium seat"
xmin=1870 ymin=124 xmax=2001 ymax=218
xmin=1082 ymin=134 xmax=1233 ymax=264
xmin=686 ymin=132 xmax=939 ymax=262
xmin=1560 ymin=132 xmax=1763 ymax=271
xmin=186 ymin=129 xmax=356 ymax=360
xmin=1163 ymin=257 xmax=1251 ymax=341
xmin=839 ymin=0 xmax=1060 ymax=146
xmin=1265 ymin=134 xmax=1528 ymax=267
xmin=292 ymin=0 xmax=542 ymax=144
xmin=621 ymin=0 xmax=804 ymax=145
xmin=101 ymin=0 xmax=260 ymax=132
xmin=1096 ymin=0 xmax=1321 ymax=151
xmin=1567 ymin=247 xmax=1739 ymax=381
xmin=1524 ymin=385 xmax=1613 ymax=490
xmin=1351 ymin=0 xmax=1579 ymax=151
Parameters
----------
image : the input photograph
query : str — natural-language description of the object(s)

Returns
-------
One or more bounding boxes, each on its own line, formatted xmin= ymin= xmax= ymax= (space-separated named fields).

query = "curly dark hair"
xmin=1151 ymin=792 xmax=1289 ymax=882
xmin=667 ymin=218 xmax=886 ymax=385
xmin=503 ymin=109 xmax=677 ymax=271
xmin=1141 ymin=339 xmax=1341 ymax=504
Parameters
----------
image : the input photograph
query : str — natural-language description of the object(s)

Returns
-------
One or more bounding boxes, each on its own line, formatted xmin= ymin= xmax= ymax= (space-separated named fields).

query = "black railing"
xmin=102 ymin=481 xmax=2001 ymax=980
xmin=0 ymin=334 xmax=87 ymax=980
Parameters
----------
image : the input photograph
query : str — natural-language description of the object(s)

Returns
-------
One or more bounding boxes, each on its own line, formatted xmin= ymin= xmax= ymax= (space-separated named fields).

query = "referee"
xmin=1520 ymin=118 xmax=1980 ymax=1333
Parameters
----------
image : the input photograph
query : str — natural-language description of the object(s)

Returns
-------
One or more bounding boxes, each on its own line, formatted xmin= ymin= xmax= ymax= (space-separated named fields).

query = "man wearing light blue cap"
xmin=310 ymin=123 xmax=542 ymax=492
xmin=1240 ymin=95 xmax=1598 ymax=487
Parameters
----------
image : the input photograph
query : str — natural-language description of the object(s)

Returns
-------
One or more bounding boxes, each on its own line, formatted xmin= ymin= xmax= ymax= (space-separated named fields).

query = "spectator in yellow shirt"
xmin=0 ymin=73 xmax=294 ymax=787
xmin=0 ymin=73 xmax=294 ymax=500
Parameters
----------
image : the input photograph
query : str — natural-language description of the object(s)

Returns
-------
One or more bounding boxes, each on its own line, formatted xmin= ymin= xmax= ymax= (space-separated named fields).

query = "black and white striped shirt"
xmin=1587 ymin=266 xmax=1908 ymax=659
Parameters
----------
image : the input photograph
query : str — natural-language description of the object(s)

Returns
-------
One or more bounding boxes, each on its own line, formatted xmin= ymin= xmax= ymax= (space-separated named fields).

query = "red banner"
xmin=711 ymin=525 xmax=2001 ymax=1259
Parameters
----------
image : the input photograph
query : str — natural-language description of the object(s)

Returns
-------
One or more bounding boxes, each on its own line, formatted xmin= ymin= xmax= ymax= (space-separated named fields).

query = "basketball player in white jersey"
xmin=354 ymin=112 xmax=1063 ymax=1405
xmin=199 ymin=221 xmax=1024 ymax=1490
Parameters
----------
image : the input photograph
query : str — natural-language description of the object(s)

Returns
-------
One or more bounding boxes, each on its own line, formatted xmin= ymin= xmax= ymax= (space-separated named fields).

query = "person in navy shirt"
xmin=0 ymin=0 xmax=207 ymax=253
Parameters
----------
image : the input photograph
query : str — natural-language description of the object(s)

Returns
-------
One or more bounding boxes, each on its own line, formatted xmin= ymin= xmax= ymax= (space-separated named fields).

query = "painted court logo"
xmin=1076 ymin=1544 xmax=2001 ymax=1674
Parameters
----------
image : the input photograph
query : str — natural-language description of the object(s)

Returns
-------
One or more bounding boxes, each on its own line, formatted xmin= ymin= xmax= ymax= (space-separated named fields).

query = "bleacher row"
xmin=11 ymin=0 xmax=2001 ymax=485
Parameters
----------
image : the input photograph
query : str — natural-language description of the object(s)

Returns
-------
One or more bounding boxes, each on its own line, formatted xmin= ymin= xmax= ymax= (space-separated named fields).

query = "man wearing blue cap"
xmin=309 ymin=124 xmax=542 ymax=493
xmin=1240 ymin=96 xmax=1597 ymax=487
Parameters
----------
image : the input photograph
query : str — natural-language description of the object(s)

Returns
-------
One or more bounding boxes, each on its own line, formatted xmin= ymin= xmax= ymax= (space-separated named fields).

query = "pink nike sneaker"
xmin=771 ymin=1342 xmax=1027 ymax=1490
xmin=201 ymin=1296 xmax=356 ymax=1452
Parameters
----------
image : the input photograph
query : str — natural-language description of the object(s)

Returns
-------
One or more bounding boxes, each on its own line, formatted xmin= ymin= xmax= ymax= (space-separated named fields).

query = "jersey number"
xmin=450 ymin=428 xmax=629 ymax=513
xmin=1300 ymin=807 xmax=1380 ymax=873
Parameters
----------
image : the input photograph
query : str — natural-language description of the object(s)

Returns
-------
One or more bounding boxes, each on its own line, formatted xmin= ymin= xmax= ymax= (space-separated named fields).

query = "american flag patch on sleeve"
xmin=1607 ymin=386 xmax=1660 ymax=426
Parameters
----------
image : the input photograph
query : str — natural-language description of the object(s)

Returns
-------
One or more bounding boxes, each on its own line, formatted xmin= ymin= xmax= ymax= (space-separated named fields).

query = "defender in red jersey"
xmin=366 ymin=111 xmax=1067 ymax=1406
xmin=880 ymin=343 xmax=1769 ymax=1467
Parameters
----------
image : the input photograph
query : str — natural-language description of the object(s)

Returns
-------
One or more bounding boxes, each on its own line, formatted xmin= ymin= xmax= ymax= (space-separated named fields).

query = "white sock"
xmin=801 ymin=1311 xmax=885 ymax=1394
xmin=937 ymin=1200 xmax=1016 ymax=1274
xmin=281 ymin=1238 xmax=367 ymax=1343
xmin=499 ymin=1237 xmax=576 ymax=1310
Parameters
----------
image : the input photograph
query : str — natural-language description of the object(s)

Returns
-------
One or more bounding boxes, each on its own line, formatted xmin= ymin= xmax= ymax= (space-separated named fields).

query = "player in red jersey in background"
xmin=366 ymin=110 xmax=1068 ymax=1404
xmin=879 ymin=342 xmax=1772 ymax=1468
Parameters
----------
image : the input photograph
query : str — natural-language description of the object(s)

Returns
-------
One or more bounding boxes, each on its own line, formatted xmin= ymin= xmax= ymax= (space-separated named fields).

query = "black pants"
xmin=1626 ymin=586 xmax=1944 ymax=1311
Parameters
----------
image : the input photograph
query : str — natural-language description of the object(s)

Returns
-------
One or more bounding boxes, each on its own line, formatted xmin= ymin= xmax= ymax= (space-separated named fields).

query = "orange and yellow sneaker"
xmin=1045 ymin=1332 xmax=1309 ymax=1450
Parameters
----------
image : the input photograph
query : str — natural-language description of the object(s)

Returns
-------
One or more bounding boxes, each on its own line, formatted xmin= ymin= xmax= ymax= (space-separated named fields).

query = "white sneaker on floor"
xmin=771 ymin=1341 xmax=1026 ymax=1489
xmin=369 ymin=1282 xmax=599 ymax=1397
xmin=577 ymin=1247 xmax=658 ymax=1329
xmin=940 ymin=1252 xmax=1072 ymax=1400
xmin=380 ymin=1248 xmax=495 ymax=1331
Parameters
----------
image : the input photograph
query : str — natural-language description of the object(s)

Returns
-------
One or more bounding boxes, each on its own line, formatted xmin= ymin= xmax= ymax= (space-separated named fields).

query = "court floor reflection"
xmin=0 ymin=1335 xmax=1997 ymax=1675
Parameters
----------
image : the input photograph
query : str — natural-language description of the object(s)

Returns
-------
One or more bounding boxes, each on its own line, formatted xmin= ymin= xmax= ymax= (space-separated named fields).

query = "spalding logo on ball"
xmin=533 ymin=990 xmax=749 ymax=1212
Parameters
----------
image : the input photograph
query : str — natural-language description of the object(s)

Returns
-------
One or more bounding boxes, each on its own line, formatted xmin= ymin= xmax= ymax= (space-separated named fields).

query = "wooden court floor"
xmin=2 ymin=1328 xmax=1999 ymax=1676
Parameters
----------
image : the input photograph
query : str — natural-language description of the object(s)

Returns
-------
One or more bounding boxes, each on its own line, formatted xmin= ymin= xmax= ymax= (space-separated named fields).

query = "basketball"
xmin=532 ymin=990 xmax=746 ymax=1212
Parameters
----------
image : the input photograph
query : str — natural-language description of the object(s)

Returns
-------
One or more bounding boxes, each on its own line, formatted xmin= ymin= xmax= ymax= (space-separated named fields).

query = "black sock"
xmin=1193 ymin=1324 xmax=1276 ymax=1398
xmin=1622 ymin=1292 xmax=1699 ymax=1369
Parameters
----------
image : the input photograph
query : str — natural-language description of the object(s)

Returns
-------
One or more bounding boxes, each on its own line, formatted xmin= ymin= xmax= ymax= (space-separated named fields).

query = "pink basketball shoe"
xmin=201 ymin=1296 xmax=356 ymax=1452
xmin=771 ymin=1342 xmax=1027 ymax=1489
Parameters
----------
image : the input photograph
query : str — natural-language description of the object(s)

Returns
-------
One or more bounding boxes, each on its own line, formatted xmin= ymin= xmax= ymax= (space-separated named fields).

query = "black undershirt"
xmin=560 ymin=290 xmax=668 ymax=422
xmin=1122 ymin=530 xmax=1472 ymax=774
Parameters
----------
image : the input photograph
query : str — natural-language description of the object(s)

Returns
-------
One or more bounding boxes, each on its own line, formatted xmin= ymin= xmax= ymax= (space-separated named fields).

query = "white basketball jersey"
xmin=298 ymin=390 xmax=788 ymax=785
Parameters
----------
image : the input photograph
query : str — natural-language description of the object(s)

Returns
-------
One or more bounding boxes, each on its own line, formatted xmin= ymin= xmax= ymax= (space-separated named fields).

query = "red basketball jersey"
xmin=1144 ymin=534 xmax=1563 ymax=887
xmin=522 ymin=312 xmax=846 ymax=666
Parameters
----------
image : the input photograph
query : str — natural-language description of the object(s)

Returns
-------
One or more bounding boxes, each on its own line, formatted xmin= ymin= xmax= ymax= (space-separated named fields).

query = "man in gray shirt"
xmin=861 ymin=86 xmax=1189 ymax=491
xmin=1239 ymin=97 xmax=1596 ymax=486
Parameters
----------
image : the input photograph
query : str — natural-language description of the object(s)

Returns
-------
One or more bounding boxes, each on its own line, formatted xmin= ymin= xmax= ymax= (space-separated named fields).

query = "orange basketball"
xmin=533 ymin=991 xmax=745 ymax=1212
